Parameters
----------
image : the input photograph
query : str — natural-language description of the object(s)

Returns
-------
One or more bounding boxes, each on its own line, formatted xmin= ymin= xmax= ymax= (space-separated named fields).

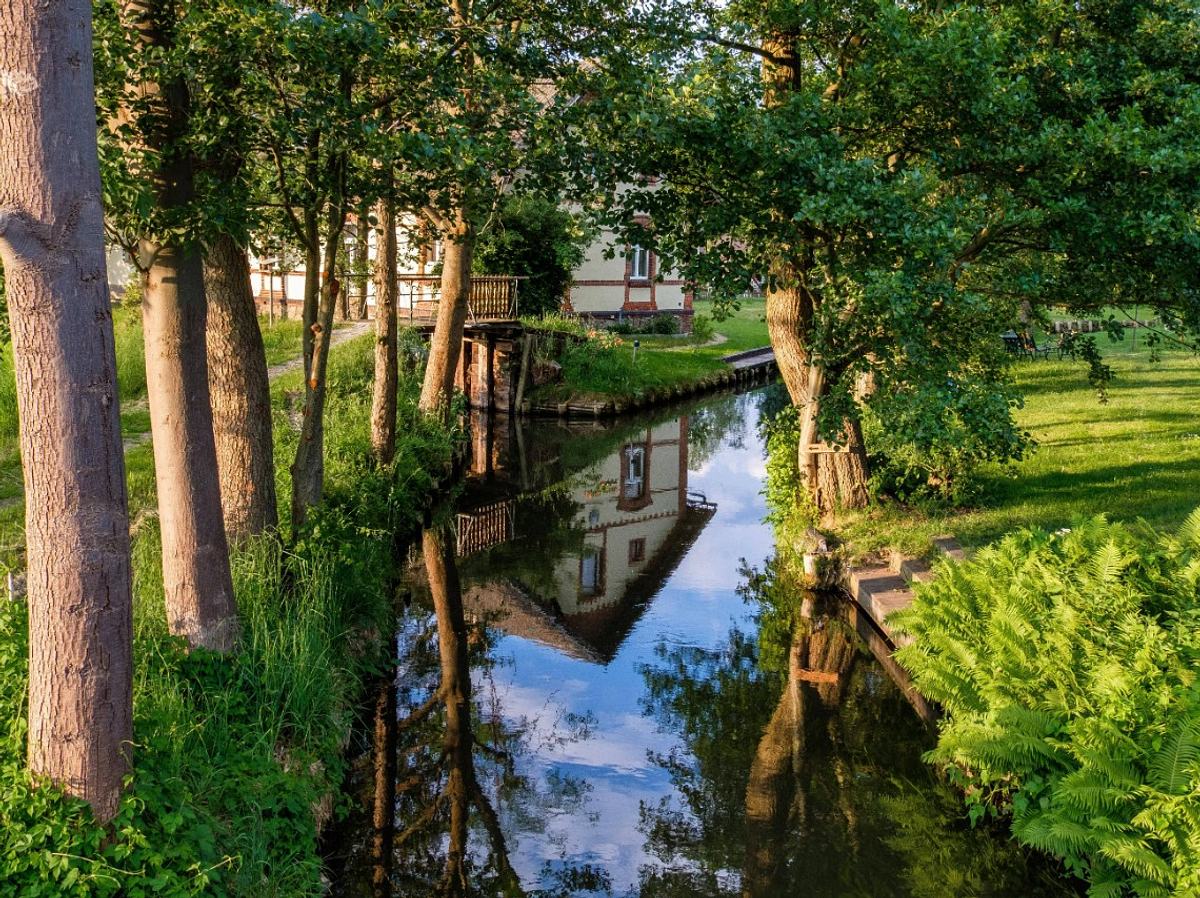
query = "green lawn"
xmin=530 ymin=296 xmax=771 ymax=404
xmin=839 ymin=349 xmax=1200 ymax=559
xmin=0 ymin=314 xmax=314 ymax=570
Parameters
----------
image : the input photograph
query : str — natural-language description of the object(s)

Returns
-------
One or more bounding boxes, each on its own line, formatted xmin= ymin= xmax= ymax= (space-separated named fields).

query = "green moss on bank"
xmin=0 ymin=331 xmax=456 ymax=897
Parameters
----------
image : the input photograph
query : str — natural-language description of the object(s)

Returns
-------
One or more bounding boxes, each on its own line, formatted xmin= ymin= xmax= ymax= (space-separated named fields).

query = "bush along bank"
xmin=0 ymin=333 xmax=459 ymax=898
xmin=892 ymin=512 xmax=1200 ymax=897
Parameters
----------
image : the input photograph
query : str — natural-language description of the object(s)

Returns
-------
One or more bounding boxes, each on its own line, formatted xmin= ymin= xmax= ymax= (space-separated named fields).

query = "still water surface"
xmin=331 ymin=387 xmax=1079 ymax=898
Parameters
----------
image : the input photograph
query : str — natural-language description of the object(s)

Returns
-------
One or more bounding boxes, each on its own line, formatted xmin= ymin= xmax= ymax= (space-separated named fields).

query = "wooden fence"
xmin=396 ymin=275 xmax=522 ymax=323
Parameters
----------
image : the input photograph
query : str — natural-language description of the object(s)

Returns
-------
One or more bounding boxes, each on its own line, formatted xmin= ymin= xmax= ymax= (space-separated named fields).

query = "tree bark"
xmin=353 ymin=200 xmax=370 ymax=320
xmin=122 ymin=0 xmax=238 ymax=652
xmin=371 ymin=193 xmax=399 ymax=464
xmin=204 ymin=233 xmax=278 ymax=541
xmin=767 ymin=285 xmax=870 ymax=514
xmin=291 ymin=208 xmax=347 ymax=528
xmin=419 ymin=219 xmax=475 ymax=415
xmin=0 ymin=0 xmax=133 ymax=822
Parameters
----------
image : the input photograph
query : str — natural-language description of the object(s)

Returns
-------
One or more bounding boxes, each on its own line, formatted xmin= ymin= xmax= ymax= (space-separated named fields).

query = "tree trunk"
xmin=0 ymin=0 xmax=133 ymax=823
xmin=291 ymin=210 xmax=347 ymax=528
xmin=424 ymin=526 xmax=473 ymax=895
xmin=419 ymin=220 xmax=475 ymax=415
xmin=122 ymin=0 xmax=238 ymax=652
xmin=371 ymin=194 xmax=398 ymax=464
xmin=204 ymin=233 xmax=278 ymax=541
xmin=354 ymin=200 xmax=370 ymax=320
xmin=301 ymin=214 xmax=321 ymax=378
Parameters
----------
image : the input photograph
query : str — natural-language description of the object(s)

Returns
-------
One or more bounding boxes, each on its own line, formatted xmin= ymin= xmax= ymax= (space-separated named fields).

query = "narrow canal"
xmin=330 ymin=387 xmax=1080 ymax=897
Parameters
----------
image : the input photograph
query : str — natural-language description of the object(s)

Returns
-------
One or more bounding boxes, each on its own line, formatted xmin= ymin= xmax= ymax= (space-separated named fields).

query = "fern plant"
xmin=892 ymin=513 xmax=1200 ymax=897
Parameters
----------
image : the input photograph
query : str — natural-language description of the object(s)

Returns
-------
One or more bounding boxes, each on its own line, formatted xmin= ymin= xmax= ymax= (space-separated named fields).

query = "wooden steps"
xmin=843 ymin=536 xmax=965 ymax=649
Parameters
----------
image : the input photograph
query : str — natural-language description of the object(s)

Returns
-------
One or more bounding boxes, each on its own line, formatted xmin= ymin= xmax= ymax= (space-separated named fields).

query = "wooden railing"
xmin=456 ymin=500 xmax=516 ymax=557
xmin=396 ymin=275 xmax=522 ymax=322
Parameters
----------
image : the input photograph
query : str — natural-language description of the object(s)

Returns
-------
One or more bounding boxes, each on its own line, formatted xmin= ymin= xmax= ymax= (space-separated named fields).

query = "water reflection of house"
xmin=457 ymin=415 xmax=717 ymax=663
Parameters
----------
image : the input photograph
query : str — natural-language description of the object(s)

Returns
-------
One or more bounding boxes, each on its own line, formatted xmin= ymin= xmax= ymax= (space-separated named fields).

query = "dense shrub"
xmin=690 ymin=313 xmax=715 ymax=343
xmin=647 ymin=313 xmax=680 ymax=335
xmin=473 ymin=196 xmax=587 ymax=317
xmin=862 ymin=372 xmax=1031 ymax=503
xmin=893 ymin=513 xmax=1200 ymax=897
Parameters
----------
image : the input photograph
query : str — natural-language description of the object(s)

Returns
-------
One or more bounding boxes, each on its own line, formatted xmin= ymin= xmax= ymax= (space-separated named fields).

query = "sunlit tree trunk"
xmin=291 ymin=203 xmax=347 ymax=528
xmin=0 ymin=0 xmax=133 ymax=822
xmin=762 ymin=32 xmax=869 ymax=516
xmin=372 ymin=192 xmax=398 ymax=463
xmin=419 ymin=217 xmax=475 ymax=415
xmin=122 ymin=0 xmax=238 ymax=651
xmin=204 ymin=233 xmax=277 ymax=541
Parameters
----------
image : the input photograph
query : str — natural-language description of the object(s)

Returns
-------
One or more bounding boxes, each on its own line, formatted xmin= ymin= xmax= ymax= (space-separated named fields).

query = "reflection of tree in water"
xmin=687 ymin=394 xmax=747 ymax=471
xmin=354 ymin=525 xmax=610 ymax=898
xmin=638 ymin=557 xmax=1076 ymax=898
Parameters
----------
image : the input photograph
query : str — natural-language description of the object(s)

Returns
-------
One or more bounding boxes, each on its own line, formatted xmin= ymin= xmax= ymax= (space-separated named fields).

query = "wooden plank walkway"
xmin=722 ymin=345 xmax=777 ymax=370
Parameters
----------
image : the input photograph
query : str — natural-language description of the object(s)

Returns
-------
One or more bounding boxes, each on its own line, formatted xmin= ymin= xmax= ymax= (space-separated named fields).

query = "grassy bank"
xmin=528 ymin=297 xmax=770 ymax=405
xmin=0 ymin=330 xmax=455 ymax=897
xmin=837 ymin=347 xmax=1200 ymax=560
xmin=0 ymin=313 xmax=311 ymax=569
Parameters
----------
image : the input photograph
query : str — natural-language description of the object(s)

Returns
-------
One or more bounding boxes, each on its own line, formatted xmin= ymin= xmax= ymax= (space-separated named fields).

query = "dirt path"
xmin=121 ymin=320 xmax=373 ymax=453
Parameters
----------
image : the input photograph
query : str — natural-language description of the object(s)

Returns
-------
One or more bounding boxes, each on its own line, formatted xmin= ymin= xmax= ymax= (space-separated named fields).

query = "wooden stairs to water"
xmin=843 ymin=536 xmax=967 ymax=648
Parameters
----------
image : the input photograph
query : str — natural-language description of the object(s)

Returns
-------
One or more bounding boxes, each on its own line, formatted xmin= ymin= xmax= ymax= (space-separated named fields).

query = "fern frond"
xmin=1148 ymin=716 xmax=1200 ymax=795
xmin=1177 ymin=508 xmax=1200 ymax=549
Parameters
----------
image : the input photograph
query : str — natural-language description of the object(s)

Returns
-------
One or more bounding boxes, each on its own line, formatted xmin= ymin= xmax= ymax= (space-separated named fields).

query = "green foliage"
xmin=474 ymin=196 xmax=587 ymax=317
xmin=0 ymin=332 xmax=456 ymax=897
xmin=690 ymin=314 xmax=715 ymax=343
xmin=893 ymin=514 xmax=1200 ymax=896
xmin=863 ymin=366 xmax=1033 ymax=503
xmin=760 ymin=404 xmax=818 ymax=543
xmin=596 ymin=0 xmax=1200 ymax=479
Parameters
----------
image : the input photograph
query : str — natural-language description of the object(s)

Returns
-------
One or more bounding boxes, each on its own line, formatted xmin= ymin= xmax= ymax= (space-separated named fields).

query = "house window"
xmin=628 ymin=538 xmax=646 ymax=564
xmin=624 ymin=446 xmax=646 ymax=500
xmin=580 ymin=546 xmax=603 ymax=596
xmin=629 ymin=245 xmax=650 ymax=281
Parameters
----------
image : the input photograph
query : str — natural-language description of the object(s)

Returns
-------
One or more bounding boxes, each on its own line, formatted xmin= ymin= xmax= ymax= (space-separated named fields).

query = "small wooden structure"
xmin=396 ymin=275 xmax=522 ymax=324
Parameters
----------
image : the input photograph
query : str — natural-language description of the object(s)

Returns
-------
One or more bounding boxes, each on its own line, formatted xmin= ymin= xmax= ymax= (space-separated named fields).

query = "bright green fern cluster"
xmin=893 ymin=511 xmax=1200 ymax=897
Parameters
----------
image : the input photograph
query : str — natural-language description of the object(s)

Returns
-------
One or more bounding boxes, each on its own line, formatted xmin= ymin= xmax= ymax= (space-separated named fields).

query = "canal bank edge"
xmin=524 ymin=346 xmax=781 ymax=419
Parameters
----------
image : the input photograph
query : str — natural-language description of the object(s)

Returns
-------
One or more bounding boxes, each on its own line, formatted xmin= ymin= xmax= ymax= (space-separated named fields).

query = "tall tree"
xmin=0 ymin=0 xmax=133 ymax=819
xmin=103 ymin=0 xmax=238 ymax=650
xmin=398 ymin=0 xmax=630 ymax=414
xmin=603 ymin=0 xmax=1200 ymax=516
xmin=192 ymin=0 xmax=279 ymax=542
xmin=252 ymin=4 xmax=368 ymax=527
xmin=372 ymin=186 xmax=399 ymax=464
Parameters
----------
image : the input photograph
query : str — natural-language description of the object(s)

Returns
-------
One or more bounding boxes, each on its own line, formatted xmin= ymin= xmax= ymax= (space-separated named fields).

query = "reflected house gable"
xmin=455 ymin=413 xmax=716 ymax=664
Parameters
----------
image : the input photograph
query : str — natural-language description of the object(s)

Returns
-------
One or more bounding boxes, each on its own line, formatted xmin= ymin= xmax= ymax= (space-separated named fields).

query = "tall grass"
xmin=0 ymin=327 xmax=458 ymax=897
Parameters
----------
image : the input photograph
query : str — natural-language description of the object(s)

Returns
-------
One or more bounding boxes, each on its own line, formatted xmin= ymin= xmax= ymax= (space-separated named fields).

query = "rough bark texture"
xmin=0 ymin=0 xmax=133 ymax=822
xmin=371 ymin=195 xmax=398 ymax=464
xmin=122 ymin=0 xmax=238 ymax=652
xmin=204 ymin=233 xmax=278 ymax=541
xmin=419 ymin=220 xmax=475 ymax=414
xmin=761 ymin=31 xmax=870 ymax=516
xmin=354 ymin=202 xmax=371 ymax=320
xmin=291 ymin=212 xmax=346 ymax=528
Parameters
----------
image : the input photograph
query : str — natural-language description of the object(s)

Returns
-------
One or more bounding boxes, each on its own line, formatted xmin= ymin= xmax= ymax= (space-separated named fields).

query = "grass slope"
xmin=841 ymin=347 xmax=1200 ymax=558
